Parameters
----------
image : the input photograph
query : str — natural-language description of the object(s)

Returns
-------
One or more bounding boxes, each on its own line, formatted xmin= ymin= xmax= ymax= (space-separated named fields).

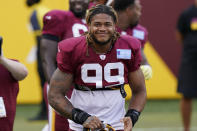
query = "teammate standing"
xmin=40 ymin=0 xmax=89 ymax=130
xmin=26 ymin=0 xmax=49 ymax=121
xmin=48 ymin=5 xmax=147 ymax=131
xmin=113 ymin=0 xmax=152 ymax=80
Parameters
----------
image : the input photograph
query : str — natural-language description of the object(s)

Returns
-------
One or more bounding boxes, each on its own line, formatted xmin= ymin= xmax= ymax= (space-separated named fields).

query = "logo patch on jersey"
xmin=121 ymin=31 xmax=127 ymax=35
xmin=117 ymin=49 xmax=131 ymax=59
xmin=133 ymin=29 xmax=145 ymax=40
xmin=45 ymin=15 xmax=52 ymax=20
xmin=82 ymin=19 xmax=86 ymax=24
xmin=99 ymin=55 xmax=106 ymax=60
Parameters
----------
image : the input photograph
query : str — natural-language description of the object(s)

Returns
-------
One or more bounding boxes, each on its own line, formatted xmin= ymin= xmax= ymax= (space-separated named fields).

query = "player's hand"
xmin=121 ymin=117 xmax=133 ymax=131
xmin=140 ymin=65 xmax=152 ymax=80
xmin=0 ymin=36 xmax=3 ymax=56
xmin=83 ymin=116 xmax=103 ymax=130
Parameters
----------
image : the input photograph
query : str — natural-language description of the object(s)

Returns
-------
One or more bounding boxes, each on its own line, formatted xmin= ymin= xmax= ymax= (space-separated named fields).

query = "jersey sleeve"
xmin=128 ymin=38 xmax=142 ymax=72
xmin=56 ymin=40 xmax=73 ymax=74
xmin=141 ymin=28 xmax=148 ymax=48
xmin=132 ymin=25 xmax=148 ymax=48
xmin=42 ymin=10 xmax=66 ymax=38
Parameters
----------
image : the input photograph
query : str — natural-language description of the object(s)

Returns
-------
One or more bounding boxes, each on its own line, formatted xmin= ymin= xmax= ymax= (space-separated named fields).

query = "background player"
xmin=40 ymin=0 xmax=89 ymax=130
xmin=48 ymin=5 xmax=147 ymax=131
xmin=0 ymin=36 xmax=28 ymax=131
xmin=113 ymin=0 xmax=152 ymax=80
xmin=26 ymin=0 xmax=49 ymax=121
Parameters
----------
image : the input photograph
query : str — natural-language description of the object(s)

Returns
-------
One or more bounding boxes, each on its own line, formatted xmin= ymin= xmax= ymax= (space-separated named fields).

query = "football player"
xmin=40 ymin=0 xmax=89 ymax=130
xmin=48 ymin=5 xmax=147 ymax=131
xmin=91 ymin=0 xmax=153 ymax=80
xmin=113 ymin=0 xmax=152 ymax=80
xmin=26 ymin=0 xmax=49 ymax=121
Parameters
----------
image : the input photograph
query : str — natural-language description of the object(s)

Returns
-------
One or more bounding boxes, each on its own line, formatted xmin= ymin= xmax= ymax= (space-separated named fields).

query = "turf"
xmin=14 ymin=104 xmax=47 ymax=131
xmin=13 ymin=100 xmax=197 ymax=131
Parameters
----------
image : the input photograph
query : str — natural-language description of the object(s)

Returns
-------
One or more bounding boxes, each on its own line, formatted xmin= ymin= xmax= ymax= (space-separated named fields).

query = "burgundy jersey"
xmin=116 ymin=24 xmax=148 ymax=48
xmin=88 ymin=1 xmax=96 ymax=8
xmin=42 ymin=10 xmax=88 ymax=40
xmin=0 ymin=62 xmax=19 ymax=131
xmin=57 ymin=35 xmax=141 ymax=89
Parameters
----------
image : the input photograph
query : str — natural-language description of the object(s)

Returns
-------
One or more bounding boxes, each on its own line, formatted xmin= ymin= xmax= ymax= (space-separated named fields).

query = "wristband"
xmin=125 ymin=109 xmax=141 ymax=126
xmin=72 ymin=108 xmax=91 ymax=125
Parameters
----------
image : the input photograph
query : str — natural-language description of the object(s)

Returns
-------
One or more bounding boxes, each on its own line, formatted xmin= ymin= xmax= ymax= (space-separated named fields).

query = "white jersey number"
xmin=72 ymin=23 xmax=87 ymax=37
xmin=81 ymin=62 xmax=124 ymax=88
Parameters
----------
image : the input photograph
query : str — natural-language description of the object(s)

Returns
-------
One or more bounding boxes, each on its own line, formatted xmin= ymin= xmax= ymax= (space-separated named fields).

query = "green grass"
xmin=13 ymin=100 xmax=197 ymax=131
xmin=135 ymin=100 xmax=197 ymax=131
xmin=14 ymin=104 xmax=47 ymax=131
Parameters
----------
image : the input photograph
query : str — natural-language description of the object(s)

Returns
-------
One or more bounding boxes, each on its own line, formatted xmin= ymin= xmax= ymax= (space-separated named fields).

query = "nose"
xmin=98 ymin=25 xmax=107 ymax=32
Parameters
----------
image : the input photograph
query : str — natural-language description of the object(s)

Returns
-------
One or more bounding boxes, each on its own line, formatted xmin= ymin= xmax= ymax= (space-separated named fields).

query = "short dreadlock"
xmin=85 ymin=4 xmax=120 ymax=56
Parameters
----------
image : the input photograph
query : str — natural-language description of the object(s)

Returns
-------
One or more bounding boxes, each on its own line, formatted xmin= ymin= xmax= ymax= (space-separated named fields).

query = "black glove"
xmin=0 ymin=36 xmax=2 ymax=56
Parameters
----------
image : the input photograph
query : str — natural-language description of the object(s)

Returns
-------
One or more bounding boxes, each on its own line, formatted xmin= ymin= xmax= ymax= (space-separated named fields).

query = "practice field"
xmin=13 ymin=100 xmax=197 ymax=131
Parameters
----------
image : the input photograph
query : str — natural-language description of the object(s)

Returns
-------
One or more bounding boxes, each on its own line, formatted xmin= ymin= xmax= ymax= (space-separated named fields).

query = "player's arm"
xmin=140 ymin=48 xmax=148 ymax=65
xmin=122 ymin=68 xmax=146 ymax=130
xmin=139 ymin=27 xmax=152 ymax=80
xmin=48 ymin=68 xmax=74 ymax=118
xmin=49 ymin=68 xmax=103 ymax=129
xmin=140 ymin=48 xmax=152 ymax=80
xmin=128 ymin=68 xmax=146 ymax=112
xmin=40 ymin=36 xmax=58 ymax=83
xmin=40 ymin=11 xmax=63 ymax=83
xmin=0 ymin=57 xmax=28 ymax=81
xmin=0 ymin=36 xmax=28 ymax=81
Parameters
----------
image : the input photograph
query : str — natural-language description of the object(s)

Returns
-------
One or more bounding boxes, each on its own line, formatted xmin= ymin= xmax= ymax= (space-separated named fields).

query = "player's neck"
xmin=91 ymin=41 xmax=112 ymax=54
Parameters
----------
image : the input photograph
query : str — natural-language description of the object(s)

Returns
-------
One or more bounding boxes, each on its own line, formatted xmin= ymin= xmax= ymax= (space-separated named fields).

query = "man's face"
xmin=127 ymin=0 xmax=142 ymax=27
xmin=69 ymin=0 xmax=89 ymax=18
xmin=89 ymin=13 xmax=116 ymax=45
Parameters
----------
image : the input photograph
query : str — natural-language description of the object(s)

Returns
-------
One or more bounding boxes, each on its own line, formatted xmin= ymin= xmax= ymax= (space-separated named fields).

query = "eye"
xmin=105 ymin=22 xmax=112 ymax=27
xmin=94 ymin=23 xmax=101 ymax=27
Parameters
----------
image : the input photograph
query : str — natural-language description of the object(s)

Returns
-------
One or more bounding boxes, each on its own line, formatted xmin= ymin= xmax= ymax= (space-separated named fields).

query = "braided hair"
xmin=85 ymin=4 xmax=120 ymax=56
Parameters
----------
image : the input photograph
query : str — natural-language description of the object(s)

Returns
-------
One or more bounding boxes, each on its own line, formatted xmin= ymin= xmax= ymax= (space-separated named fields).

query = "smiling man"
xmin=48 ymin=5 xmax=147 ymax=131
